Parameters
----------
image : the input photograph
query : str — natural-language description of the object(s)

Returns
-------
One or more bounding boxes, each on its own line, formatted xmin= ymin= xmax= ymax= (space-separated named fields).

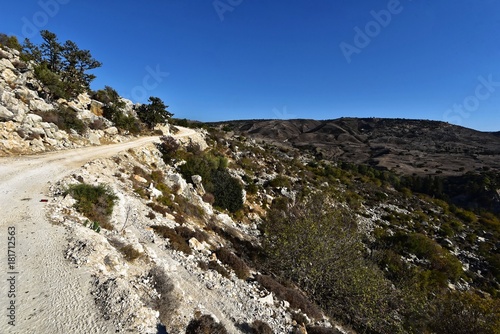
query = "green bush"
xmin=268 ymin=175 xmax=291 ymax=188
xmin=156 ymin=136 xmax=180 ymax=164
xmin=389 ymin=232 xmax=463 ymax=285
xmin=178 ymin=151 xmax=242 ymax=213
xmin=211 ymin=170 xmax=244 ymax=212
xmin=67 ymin=183 xmax=117 ymax=229
xmin=262 ymin=194 xmax=401 ymax=333
xmin=429 ymin=291 xmax=500 ymax=334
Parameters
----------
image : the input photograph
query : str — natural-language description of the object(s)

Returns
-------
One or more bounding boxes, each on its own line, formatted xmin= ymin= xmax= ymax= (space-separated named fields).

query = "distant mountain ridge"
xmin=218 ymin=118 xmax=500 ymax=176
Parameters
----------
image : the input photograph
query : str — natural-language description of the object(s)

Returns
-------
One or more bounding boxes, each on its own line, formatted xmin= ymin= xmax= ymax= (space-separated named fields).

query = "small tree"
xmin=23 ymin=30 xmax=101 ymax=100
xmin=136 ymin=96 xmax=172 ymax=129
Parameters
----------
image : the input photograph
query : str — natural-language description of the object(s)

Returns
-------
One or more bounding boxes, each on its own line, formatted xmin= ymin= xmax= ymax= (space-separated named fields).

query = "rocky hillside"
xmin=220 ymin=118 xmax=500 ymax=176
xmin=35 ymin=122 xmax=499 ymax=334
xmin=0 ymin=45 xmax=145 ymax=156
xmin=2 ymin=36 xmax=500 ymax=333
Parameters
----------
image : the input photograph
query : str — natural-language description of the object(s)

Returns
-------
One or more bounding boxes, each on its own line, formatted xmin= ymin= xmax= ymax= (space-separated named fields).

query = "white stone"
xmin=0 ymin=58 xmax=15 ymax=70
xmin=0 ymin=105 xmax=14 ymax=120
xmin=25 ymin=113 xmax=43 ymax=123
xmin=1 ymin=68 xmax=16 ymax=83
xmin=88 ymin=133 xmax=101 ymax=145
xmin=148 ymin=183 xmax=163 ymax=198
xmin=104 ymin=127 xmax=118 ymax=135
xmin=166 ymin=173 xmax=188 ymax=195
xmin=29 ymin=99 xmax=53 ymax=112
xmin=189 ymin=237 xmax=205 ymax=251
xmin=134 ymin=175 xmax=148 ymax=183
xmin=259 ymin=294 xmax=274 ymax=306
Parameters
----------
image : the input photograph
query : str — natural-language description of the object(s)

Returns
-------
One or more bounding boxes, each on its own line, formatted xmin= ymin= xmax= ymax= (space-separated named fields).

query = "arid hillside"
xmin=220 ymin=118 xmax=500 ymax=176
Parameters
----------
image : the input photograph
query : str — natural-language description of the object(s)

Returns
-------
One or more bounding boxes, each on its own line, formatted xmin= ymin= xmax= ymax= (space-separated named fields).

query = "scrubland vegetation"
xmin=154 ymin=125 xmax=500 ymax=334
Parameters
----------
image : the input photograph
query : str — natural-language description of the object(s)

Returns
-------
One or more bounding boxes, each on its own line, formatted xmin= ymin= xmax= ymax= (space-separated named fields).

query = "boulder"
xmin=148 ymin=183 xmax=163 ymax=199
xmin=166 ymin=173 xmax=188 ymax=195
xmin=29 ymin=99 xmax=53 ymax=112
xmin=14 ymin=87 xmax=38 ymax=101
xmin=24 ymin=113 xmax=43 ymax=124
xmin=134 ymin=175 xmax=148 ymax=183
xmin=0 ymin=105 xmax=14 ymax=120
xmin=1 ymin=68 xmax=16 ymax=83
xmin=88 ymin=132 xmax=101 ymax=145
xmin=90 ymin=100 xmax=104 ymax=116
xmin=189 ymin=237 xmax=205 ymax=251
xmin=192 ymin=175 xmax=205 ymax=195
xmin=77 ymin=93 xmax=91 ymax=108
xmin=0 ymin=58 xmax=15 ymax=71
xmin=104 ymin=126 xmax=118 ymax=135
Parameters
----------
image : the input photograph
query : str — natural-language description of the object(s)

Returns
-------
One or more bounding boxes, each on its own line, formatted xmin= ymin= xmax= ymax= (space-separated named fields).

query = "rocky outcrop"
xmin=0 ymin=46 xmax=134 ymax=156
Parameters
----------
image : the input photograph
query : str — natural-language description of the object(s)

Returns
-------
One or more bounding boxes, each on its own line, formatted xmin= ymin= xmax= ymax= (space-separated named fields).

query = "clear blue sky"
xmin=1 ymin=0 xmax=500 ymax=131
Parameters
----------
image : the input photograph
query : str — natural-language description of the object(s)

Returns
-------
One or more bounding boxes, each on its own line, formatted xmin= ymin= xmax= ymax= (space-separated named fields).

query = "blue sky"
xmin=1 ymin=0 xmax=500 ymax=131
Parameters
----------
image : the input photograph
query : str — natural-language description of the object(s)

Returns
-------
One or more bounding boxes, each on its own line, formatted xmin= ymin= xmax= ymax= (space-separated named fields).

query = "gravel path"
xmin=0 ymin=131 xmax=194 ymax=334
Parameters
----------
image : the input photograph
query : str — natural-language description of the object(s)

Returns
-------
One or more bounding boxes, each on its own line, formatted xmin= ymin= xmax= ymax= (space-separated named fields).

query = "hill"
xmin=219 ymin=118 xmax=500 ymax=176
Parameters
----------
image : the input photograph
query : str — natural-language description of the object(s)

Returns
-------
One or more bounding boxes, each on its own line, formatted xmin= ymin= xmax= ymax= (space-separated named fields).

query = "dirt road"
xmin=0 ymin=129 xmax=193 ymax=334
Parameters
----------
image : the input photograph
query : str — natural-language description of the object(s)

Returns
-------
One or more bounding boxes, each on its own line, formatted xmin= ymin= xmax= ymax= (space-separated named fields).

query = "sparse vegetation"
xmin=215 ymin=248 xmax=250 ymax=280
xmin=150 ymin=266 xmax=180 ymax=326
xmin=35 ymin=106 xmax=87 ymax=134
xmin=151 ymin=225 xmax=193 ymax=255
xmin=67 ymin=183 xmax=117 ymax=230
xmin=185 ymin=314 xmax=228 ymax=334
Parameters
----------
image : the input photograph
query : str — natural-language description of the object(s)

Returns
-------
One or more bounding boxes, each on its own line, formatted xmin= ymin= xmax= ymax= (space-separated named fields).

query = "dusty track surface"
xmin=0 ymin=129 xmax=194 ymax=334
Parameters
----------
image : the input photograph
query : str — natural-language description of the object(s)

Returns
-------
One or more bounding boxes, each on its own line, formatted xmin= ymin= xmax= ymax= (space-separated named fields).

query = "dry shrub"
xmin=175 ymin=226 xmax=209 ymax=243
xmin=291 ymin=312 xmax=309 ymax=326
xmin=256 ymin=275 xmax=322 ymax=319
xmin=306 ymin=326 xmax=342 ymax=334
xmin=152 ymin=226 xmax=192 ymax=255
xmin=215 ymin=248 xmax=251 ymax=280
xmin=186 ymin=314 xmax=228 ymax=334
xmin=250 ymin=320 xmax=274 ymax=334
xmin=206 ymin=221 xmax=261 ymax=263
xmin=150 ymin=266 xmax=180 ymax=326
xmin=147 ymin=203 xmax=169 ymax=217
xmin=202 ymin=193 xmax=215 ymax=205
xmin=89 ymin=118 xmax=107 ymax=130
xmin=208 ymin=260 xmax=230 ymax=278
xmin=119 ymin=244 xmax=142 ymax=261
xmin=151 ymin=169 xmax=165 ymax=183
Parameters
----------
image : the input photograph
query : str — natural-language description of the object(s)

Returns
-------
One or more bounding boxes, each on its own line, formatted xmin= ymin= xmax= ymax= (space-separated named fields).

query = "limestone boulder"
xmin=88 ymin=132 xmax=101 ymax=145
xmin=29 ymin=98 xmax=53 ymax=112
xmin=1 ymin=68 xmax=16 ymax=84
xmin=104 ymin=126 xmax=118 ymax=136
xmin=0 ymin=105 xmax=14 ymax=120
xmin=90 ymin=100 xmax=104 ymax=117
